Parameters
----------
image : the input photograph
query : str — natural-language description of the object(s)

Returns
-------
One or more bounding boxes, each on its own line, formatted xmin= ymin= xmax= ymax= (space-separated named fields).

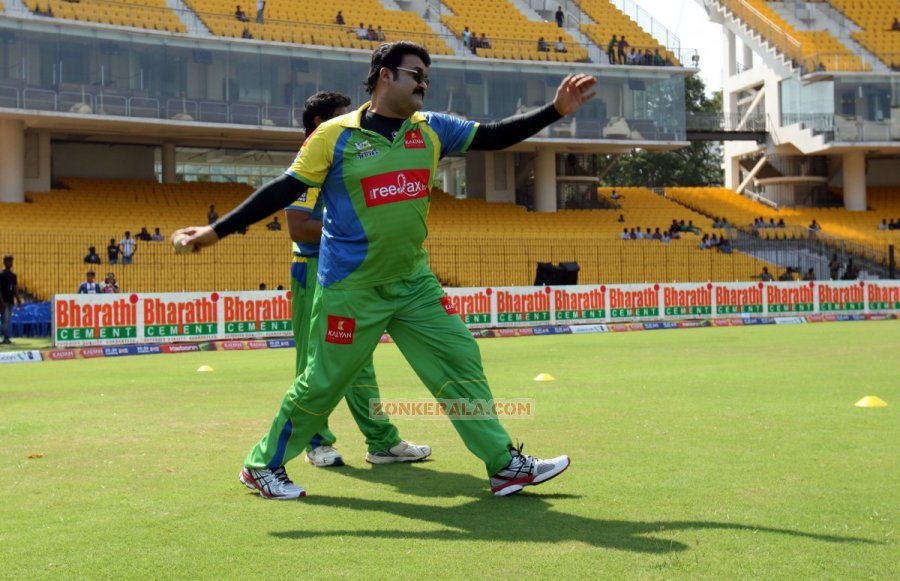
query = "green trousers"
xmin=288 ymin=257 xmax=400 ymax=453
xmin=246 ymin=265 xmax=513 ymax=475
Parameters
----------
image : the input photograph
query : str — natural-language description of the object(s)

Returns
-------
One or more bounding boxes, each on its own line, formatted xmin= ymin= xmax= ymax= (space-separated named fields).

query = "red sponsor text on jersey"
xmin=440 ymin=296 xmax=458 ymax=315
xmin=326 ymin=315 xmax=356 ymax=344
xmin=404 ymin=129 xmax=425 ymax=148
xmin=361 ymin=169 xmax=431 ymax=208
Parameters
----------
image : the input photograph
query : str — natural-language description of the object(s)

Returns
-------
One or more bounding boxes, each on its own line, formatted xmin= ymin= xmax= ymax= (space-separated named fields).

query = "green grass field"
xmin=2 ymin=322 xmax=898 ymax=579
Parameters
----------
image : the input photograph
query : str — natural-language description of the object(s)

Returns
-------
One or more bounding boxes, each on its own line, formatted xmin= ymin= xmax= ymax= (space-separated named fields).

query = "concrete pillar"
xmin=23 ymin=131 xmax=51 ymax=193
xmin=534 ymin=148 xmax=557 ymax=213
xmin=742 ymin=41 xmax=753 ymax=71
xmin=442 ymin=162 xmax=457 ymax=196
xmin=843 ymin=151 xmax=866 ymax=211
xmin=0 ymin=119 xmax=25 ymax=203
xmin=724 ymin=152 xmax=741 ymax=191
xmin=464 ymin=150 xmax=486 ymax=199
xmin=725 ymin=29 xmax=736 ymax=77
xmin=161 ymin=143 xmax=177 ymax=184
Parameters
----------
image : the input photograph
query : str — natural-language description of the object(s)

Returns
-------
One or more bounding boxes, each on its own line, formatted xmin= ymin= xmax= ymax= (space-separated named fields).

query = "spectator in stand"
xmin=717 ymin=237 xmax=732 ymax=253
xmin=808 ymin=219 xmax=821 ymax=233
xmin=235 ymin=5 xmax=249 ymax=22
xmin=256 ymin=0 xmax=265 ymax=24
xmin=84 ymin=246 xmax=102 ymax=264
xmin=888 ymin=218 xmax=897 ymax=230
xmin=628 ymin=48 xmax=641 ymax=65
xmin=768 ymin=217 xmax=777 ymax=228
xmin=376 ymin=26 xmax=386 ymax=42
xmin=138 ymin=226 xmax=153 ymax=242
xmin=607 ymin=35 xmax=618 ymax=64
xmin=335 ymin=10 xmax=345 ymax=25
xmin=712 ymin=216 xmax=722 ymax=228
xmin=537 ymin=37 xmax=549 ymax=53
xmin=555 ymin=5 xmax=564 ymax=28
xmin=760 ymin=266 xmax=774 ymax=281
xmin=652 ymin=48 xmax=664 ymax=66
xmin=617 ymin=36 xmax=629 ymax=64
xmin=469 ymin=31 xmax=478 ymax=54
xmin=892 ymin=17 xmax=900 ymax=31
xmin=103 ymin=273 xmax=119 ymax=293
xmin=621 ymin=228 xmax=630 ymax=240
xmin=610 ymin=189 xmax=621 ymax=200
xmin=555 ymin=37 xmax=567 ymax=53
xmin=651 ymin=227 xmax=662 ymax=240
xmin=778 ymin=267 xmax=794 ymax=282
xmin=698 ymin=234 xmax=709 ymax=249
xmin=644 ymin=227 xmax=652 ymax=239
xmin=634 ymin=228 xmax=644 ymax=240
xmin=107 ymin=238 xmax=121 ymax=265
xmin=777 ymin=218 xmax=785 ymax=228
xmin=842 ymin=258 xmax=859 ymax=280
xmin=266 ymin=216 xmax=282 ymax=231
xmin=480 ymin=33 xmax=490 ymax=49
xmin=828 ymin=253 xmax=841 ymax=280
xmin=208 ymin=204 xmax=219 ymax=225
xmin=686 ymin=219 xmax=700 ymax=234
xmin=880 ymin=218 xmax=889 ymax=230
xmin=242 ymin=27 xmax=253 ymax=39
xmin=617 ymin=214 xmax=625 ymax=223
xmin=643 ymin=49 xmax=653 ymax=66
xmin=78 ymin=270 xmax=102 ymax=294
xmin=802 ymin=268 xmax=816 ymax=281
xmin=629 ymin=227 xmax=638 ymax=239
xmin=356 ymin=23 xmax=368 ymax=40
xmin=367 ymin=24 xmax=377 ymax=41
xmin=151 ymin=227 xmax=165 ymax=241
xmin=120 ymin=231 xmax=136 ymax=265
xmin=259 ymin=283 xmax=267 ymax=291
xmin=661 ymin=231 xmax=670 ymax=243
xmin=462 ymin=27 xmax=471 ymax=48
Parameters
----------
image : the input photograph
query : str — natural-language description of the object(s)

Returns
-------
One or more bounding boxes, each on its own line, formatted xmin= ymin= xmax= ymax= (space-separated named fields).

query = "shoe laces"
xmin=317 ymin=445 xmax=337 ymax=455
xmin=502 ymin=443 xmax=535 ymax=477
xmin=271 ymin=466 xmax=294 ymax=485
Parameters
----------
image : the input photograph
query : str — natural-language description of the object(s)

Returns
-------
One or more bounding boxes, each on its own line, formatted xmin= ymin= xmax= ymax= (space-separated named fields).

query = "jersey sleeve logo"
xmin=360 ymin=169 xmax=431 ymax=208
xmin=404 ymin=129 xmax=426 ymax=149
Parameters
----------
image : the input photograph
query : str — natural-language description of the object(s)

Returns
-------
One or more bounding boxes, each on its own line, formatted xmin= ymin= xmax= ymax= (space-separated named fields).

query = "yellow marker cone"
xmin=197 ymin=365 xmax=214 ymax=373
xmin=854 ymin=396 xmax=888 ymax=408
xmin=533 ymin=373 xmax=555 ymax=381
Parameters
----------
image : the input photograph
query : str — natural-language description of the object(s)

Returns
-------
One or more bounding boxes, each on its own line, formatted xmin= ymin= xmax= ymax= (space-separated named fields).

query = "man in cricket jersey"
xmin=173 ymin=41 xmax=597 ymax=498
xmin=286 ymin=90 xmax=430 ymax=468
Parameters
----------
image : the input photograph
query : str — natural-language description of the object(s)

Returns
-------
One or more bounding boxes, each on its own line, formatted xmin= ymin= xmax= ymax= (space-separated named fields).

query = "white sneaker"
xmin=305 ymin=445 xmax=344 ymax=468
xmin=490 ymin=445 xmax=570 ymax=496
xmin=239 ymin=466 xmax=306 ymax=499
xmin=365 ymin=440 xmax=432 ymax=464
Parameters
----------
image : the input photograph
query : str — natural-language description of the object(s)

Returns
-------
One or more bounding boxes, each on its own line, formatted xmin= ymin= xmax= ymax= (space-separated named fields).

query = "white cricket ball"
xmin=173 ymin=234 xmax=195 ymax=255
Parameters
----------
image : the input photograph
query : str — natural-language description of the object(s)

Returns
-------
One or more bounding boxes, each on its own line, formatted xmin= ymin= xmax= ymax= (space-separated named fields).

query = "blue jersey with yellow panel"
xmin=285 ymin=102 xmax=477 ymax=290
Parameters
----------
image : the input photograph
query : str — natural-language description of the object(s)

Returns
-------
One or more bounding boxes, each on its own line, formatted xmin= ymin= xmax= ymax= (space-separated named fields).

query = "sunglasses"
xmin=394 ymin=67 xmax=430 ymax=85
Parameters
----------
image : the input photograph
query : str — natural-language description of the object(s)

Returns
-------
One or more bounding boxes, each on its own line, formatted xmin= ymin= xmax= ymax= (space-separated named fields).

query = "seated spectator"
xmin=661 ymin=231 xmax=670 ymax=243
xmin=808 ymin=219 xmax=821 ymax=232
xmin=768 ymin=218 xmax=777 ymax=228
xmin=777 ymin=218 xmax=785 ymax=228
xmin=687 ymin=220 xmax=700 ymax=234
xmin=652 ymin=48 xmax=664 ymax=66
xmin=628 ymin=48 xmax=641 ymax=65
xmin=621 ymin=228 xmax=630 ymax=240
xmin=138 ymin=226 xmax=153 ymax=242
xmin=889 ymin=218 xmax=897 ymax=230
xmin=802 ymin=268 xmax=816 ymax=281
xmin=103 ymin=273 xmax=119 ymax=294
xmin=760 ymin=267 xmax=774 ymax=281
xmin=708 ymin=234 xmax=719 ymax=248
xmin=151 ymin=227 xmax=165 ymax=242
xmin=634 ymin=228 xmax=644 ymax=240
xmin=367 ymin=24 xmax=377 ymax=41
xmin=537 ymin=37 xmax=549 ymax=53
xmin=717 ymin=238 xmax=732 ymax=253
xmin=893 ymin=17 xmax=900 ymax=31
xmin=842 ymin=259 xmax=859 ymax=280
xmin=469 ymin=31 xmax=478 ymax=54
xmin=376 ymin=26 xmax=386 ymax=42
xmin=712 ymin=217 xmax=722 ymax=228
xmin=208 ymin=204 xmax=218 ymax=224
xmin=479 ymin=33 xmax=490 ymax=49
xmin=779 ymin=267 xmax=794 ymax=281
xmin=880 ymin=218 xmax=889 ymax=230
xmin=242 ymin=27 xmax=253 ymax=39
xmin=235 ymin=5 xmax=249 ymax=22
xmin=651 ymin=227 xmax=662 ymax=240
xmin=555 ymin=37 xmax=567 ymax=53
xmin=84 ymin=246 xmax=101 ymax=264
xmin=335 ymin=10 xmax=345 ymax=25
xmin=266 ymin=216 xmax=282 ymax=231
xmin=78 ymin=271 xmax=102 ymax=294
xmin=617 ymin=214 xmax=625 ymax=223
xmin=462 ymin=27 xmax=471 ymax=47
xmin=610 ymin=189 xmax=621 ymax=199
xmin=356 ymin=23 xmax=368 ymax=40
xmin=669 ymin=230 xmax=681 ymax=240
xmin=607 ymin=35 xmax=618 ymax=64
xmin=721 ymin=217 xmax=729 ymax=228
xmin=644 ymin=227 xmax=653 ymax=239
xmin=643 ymin=49 xmax=653 ymax=66
xmin=698 ymin=234 xmax=709 ymax=249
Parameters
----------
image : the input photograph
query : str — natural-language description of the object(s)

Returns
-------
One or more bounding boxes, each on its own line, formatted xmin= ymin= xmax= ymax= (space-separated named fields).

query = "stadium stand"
xmin=440 ymin=0 xmax=589 ymax=62
xmin=666 ymin=186 xmax=900 ymax=254
xmin=718 ymin=0 xmax=867 ymax=71
xmin=182 ymin=0 xmax=453 ymax=55
xmin=577 ymin=0 xmax=680 ymax=65
xmin=23 ymin=0 xmax=187 ymax=34
xmin=425 ymin=187 xmax=781 ymax=286
xmin=827 ymin=0 xmax=900 ymax=68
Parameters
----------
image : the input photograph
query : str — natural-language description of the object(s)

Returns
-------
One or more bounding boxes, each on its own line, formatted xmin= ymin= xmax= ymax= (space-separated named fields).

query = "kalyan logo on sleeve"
xmin=440 ymin=296 xmax=458 ymax=315
xmin=404 ymin=129 xmax=426 ymax=148
xmin=325 ymin=315 xmax=356 ymax=344
xmin=361 ymin=169 xmax=431 ymax=207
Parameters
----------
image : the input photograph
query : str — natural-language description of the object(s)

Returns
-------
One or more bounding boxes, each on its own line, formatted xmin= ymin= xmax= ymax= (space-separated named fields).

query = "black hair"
xmin=364 ymin=41 xmax=431 ymax=95
xmin=302 ymin=91 xmax=352 ymax=135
